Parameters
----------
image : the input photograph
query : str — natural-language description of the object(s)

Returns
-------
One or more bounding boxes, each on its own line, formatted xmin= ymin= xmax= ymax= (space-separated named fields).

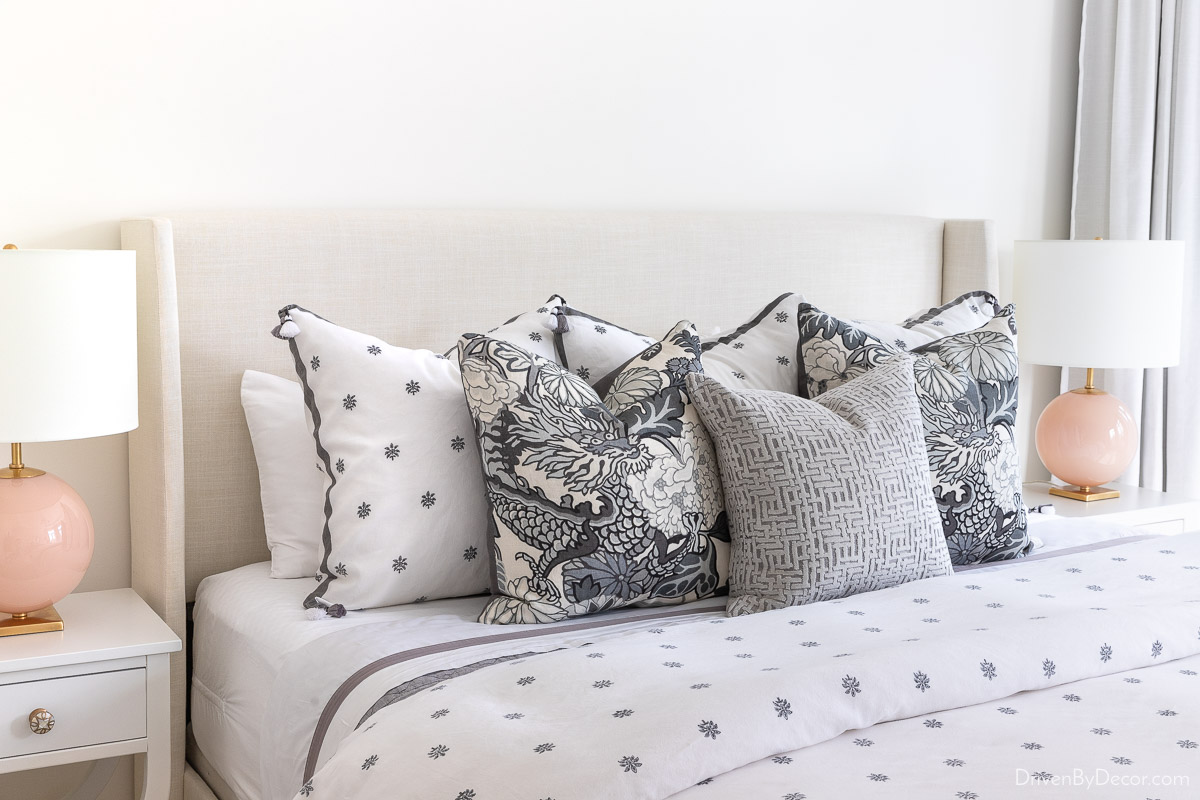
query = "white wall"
xmin=0 ymin=1 xmax=1075 ymax=796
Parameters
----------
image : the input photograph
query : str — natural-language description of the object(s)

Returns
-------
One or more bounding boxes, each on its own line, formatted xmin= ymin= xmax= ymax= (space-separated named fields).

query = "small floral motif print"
xmin=392 ymin=555 xmax=407 ymax=572
xmin=1022 ymin=742 xmax=1043 ymax=750
xmin=367 ymin=345 xmax=382 ymax=355
xmin=997 ymin=707 xmax=1018 ymax=715
xmin=980 ymin=660 xmax=997 ymax=680
xmin=463 ymin=546 xmax=477 ymax=562
xmin=420 ymin=491 xmax=436 ymax=509
xmin=334 ymin=562 xmax=347 ymax=576
xmin=534 ymin=742 xmax=556 ymax=753
xmin=1111 ymin=756 xmax=1132 ymax=765
xmin=788 ymin=619 xmax=806 ymax=626
xmin=336 ymin=458 xmax=345 ymax=473
xmin=783 ymin=794 xmax=806 ymax=800
xmin=923 ymin=618 xmax=941 ymax=624
xmin=649 ymin=628 xmax=665 ymax=633
xmin=660 ymin=644 xmax=677 ymax=650
xmin=736 ymin=653 xmax=754 ymax=659
xmin=384 ymin=443 xmax=400 ymax=460
xmin=428 ymin=744 xmax=449 ymax=759
xmin=800 ymin=641 xmax=821 ymax=647
xmin=914 ymin=671 xmax=931 ymax=692
xmin=455 ymin=792 xmax=475 ymax=800
xmin=618 ymin=755 xmax=642 ymax=773
xmin=1066 ymin=567 xmax=1082 ymax=573
xmin=450 ymin=436 xmax=466 ymax=452
xmin=503 ymin=712 xmax=524 ymax=720
xmin=1138 ymin=574 xmax=1155 ymax=581
xmin=945 ymin=758 xmax=965 ymax=767
xmin=854 ymin=738 xmax=874 ymax=747
xmin=913 ymin=598 xmax=930 ymax=604
xmin=956 ymin=791 xmax=979 ymax=799
xmin=310 ymin=355 xmax=320 ymax=370
xmin=930 ymin=320 xmax=945 ymax=327
xmin=893 ymin=338 xmax=907 ymax=349
xmin=864 ymin=627 xmax=882 ymax=633
xmin=1042 ymin=659 xmax=1056 ymax=678
xmin=1124 ymin=677 xmax=1142 ymax=684
xmin=847 ymin=610 xmax=865 ymax=616
xmin=593 ymin=680 xmax=613 ymax=689
xmin=867 ymin=773 xmax=889 ymax=781
xmin=403 ymin=380 xmax=420 ymax=396
xmin=774 ymin=698 xmax=793 ymax=719
xmin=517 ymin=676 xmax=535 ymax=686
xmin=732 ymin=341 xmax=745 ymax=349
xmin=842 ymin=675 xmax=861 ymax=697
xmin=361 ymin=754 xmax=378 ymax=770
xmin=576 ymin=366 xmax=590 ymax=380
xmin=986 ymin=603 xmax=1004 ymax=609
xmin=965 ymin=584 xmax=982 ymax=590
xmin=1038 ymin=593 xmax=1055 ymax=598
xmin=725 ymin=635 xmax=743 ymax=642
xmin=1031 ymin=772 xmax=1054 ymax=782
xmin=357 ymin=502 xmax=371 ymax=518
xmin=1100 ymin=643 xmax=1113 ymax=662
xmin=663 ymin=661 xmax=683 ymax=668
xmin=1063 ymin=693 xmax=1081 ymax=702
xmin=1161 ymin=549 xmax=1176 ymax=554
xmin=613 ymin=709 xmax=634 ymax=718
xmin=587 ymin=652 xmax=605 ymax=659
xmin=1152 ymin=640 xmax=1164 ymax=658
xmin=773 ymin=756 xmax=793 ymax=765
xmin=1179 ymin=740 xmax=1198 ymax=749
xmin=299 ymin=780 xmax=314 ymax=796
xmin=1182 ymin=669 xmax=1198 ymax=676
xmin=732 ymin=371 xmax=746 ymax=380
xmin=776 ymin=356 xmax=790 ymax=366
xmin=1159 ymin=709 xmax=1178 ymax=716
xmin=698 ymin=720 xmax=721 ymax=739
xmin=342 ymin=394 xmax=357 ymax=410
xmin=775 ymin=311 xmax=789 ymax=323
xmin=691 ymin=683 xmax=711 ymax=690
xmin=1086 ymin=584 xmax=1104 ymax=592
xmin=528 ymin=332 xmax=543 ymax=343
xmin=1091 ymin=728 xmax=1112 ymax=736
xmin=924 ymin=719 xmax=943 ymax=729
xmin=431 ymin=708 xmax=449 ymax=719
xmin=594 ymin=324 xmax=608 ymax=334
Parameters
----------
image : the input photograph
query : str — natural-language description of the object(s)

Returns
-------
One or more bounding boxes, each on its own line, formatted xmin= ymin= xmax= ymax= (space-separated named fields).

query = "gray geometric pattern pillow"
xmin=687 ymin=357 xmax=952 ymax=617
xmin=797 ymin=300 xmax=1029 ymax=565
xmin=459 ymin=321 xmax=729 ymax=625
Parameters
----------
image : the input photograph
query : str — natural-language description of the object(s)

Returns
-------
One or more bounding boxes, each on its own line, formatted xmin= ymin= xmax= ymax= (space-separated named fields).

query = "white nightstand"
xmin=1023 ymin=482 xmax=1200 ymax=536
xmin=0 ymin=589 xmax=181 ymax=800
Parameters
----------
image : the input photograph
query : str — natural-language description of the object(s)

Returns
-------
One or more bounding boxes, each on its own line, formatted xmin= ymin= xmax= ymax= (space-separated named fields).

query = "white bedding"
xmin=190 ymin=519 xmax=1166 ymax=800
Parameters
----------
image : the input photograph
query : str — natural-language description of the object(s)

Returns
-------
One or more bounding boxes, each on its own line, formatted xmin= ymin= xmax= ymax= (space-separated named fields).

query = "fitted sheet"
xmin=190 ymin=517 xmax=1148 ymax=800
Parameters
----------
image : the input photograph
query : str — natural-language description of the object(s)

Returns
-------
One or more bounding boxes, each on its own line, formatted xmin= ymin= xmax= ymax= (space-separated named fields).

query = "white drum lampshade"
xmin=1013 ymin=239 xmax=1185 ymax=500
xmin=0 ymin=247 xmax=138 ymax=635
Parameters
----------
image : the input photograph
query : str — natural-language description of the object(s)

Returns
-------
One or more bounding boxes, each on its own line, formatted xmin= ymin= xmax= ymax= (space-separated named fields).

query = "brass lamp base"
xmin=1048 ymin=484 xmax=1121 ymax=502
xmin=0 ymin=606 xmax=64 ymax=637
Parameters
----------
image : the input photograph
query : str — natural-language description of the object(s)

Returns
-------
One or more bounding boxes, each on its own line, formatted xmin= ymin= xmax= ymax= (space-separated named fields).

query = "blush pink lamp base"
xmin=0 ymin=446 xmax=95 ymax=636
xmin=1034 ymin=375 xmax=1138 ymax=502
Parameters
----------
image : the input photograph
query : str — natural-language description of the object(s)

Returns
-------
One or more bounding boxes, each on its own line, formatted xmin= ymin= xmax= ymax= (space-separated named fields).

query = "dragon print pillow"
xmin=458 ymin=321 xmax=729 ymax=624
xmin=796 ymin=300 xmax=1029 ymax=565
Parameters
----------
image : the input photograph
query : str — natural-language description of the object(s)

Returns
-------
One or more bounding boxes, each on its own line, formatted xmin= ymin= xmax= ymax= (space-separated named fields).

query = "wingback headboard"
xmin=120 ymin=210 xmax=996 ymax=799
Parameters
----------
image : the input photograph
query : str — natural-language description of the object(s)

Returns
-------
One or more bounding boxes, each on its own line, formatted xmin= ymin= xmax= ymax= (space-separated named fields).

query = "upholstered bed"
xmin=120 ymin=212 xmax=1200 ymax=800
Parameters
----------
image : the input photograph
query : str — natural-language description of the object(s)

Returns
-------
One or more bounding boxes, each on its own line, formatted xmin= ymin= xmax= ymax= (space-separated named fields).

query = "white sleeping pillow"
xmin=276 ymin=305 xmax=492 ymax=610
xmin=241 ymin=370 xmax=324 ymax=579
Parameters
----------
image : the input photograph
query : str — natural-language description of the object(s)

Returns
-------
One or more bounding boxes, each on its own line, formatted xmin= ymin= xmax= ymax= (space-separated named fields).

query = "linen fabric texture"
xmin=240 ymin=370 xmax=325 ymax=578
xmin=280 ymin=306 xmax=492 ymax=610
xmin=796 ymin=294 xmax=1028 ymax=564
xmin=458 ymin=321 xmax=729 ymax=625
xmin=688 ymin=357 xmax=952 ymax=616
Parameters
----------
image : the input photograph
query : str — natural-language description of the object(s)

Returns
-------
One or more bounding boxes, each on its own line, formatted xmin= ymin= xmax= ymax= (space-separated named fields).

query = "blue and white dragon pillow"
xmin=796 ymin=297 xmax=1029 ymax=565
xmin=458 ymin=321 xmax=729 ymax=624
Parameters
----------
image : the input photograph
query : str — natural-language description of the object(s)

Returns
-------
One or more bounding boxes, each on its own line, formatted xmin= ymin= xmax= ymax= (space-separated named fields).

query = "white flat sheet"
xmin=190 ymin=517 xmax=1149 ymax=800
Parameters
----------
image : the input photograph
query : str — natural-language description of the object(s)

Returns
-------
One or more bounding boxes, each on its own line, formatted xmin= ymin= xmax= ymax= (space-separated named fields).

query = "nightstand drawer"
xmin=0 ymin=667 xmax=146 ymax=759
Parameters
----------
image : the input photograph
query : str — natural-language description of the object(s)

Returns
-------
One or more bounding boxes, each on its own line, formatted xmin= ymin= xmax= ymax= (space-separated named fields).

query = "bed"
xmin=120 ymin=211 xmax=1199 ymax=800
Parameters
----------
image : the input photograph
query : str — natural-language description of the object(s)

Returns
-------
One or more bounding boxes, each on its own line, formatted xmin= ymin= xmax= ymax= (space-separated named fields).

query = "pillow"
xmin=276 ymin=306 xmax=492 ymax=610
xmin=458 ymin=322 xmax=729 ymax=624
xmin=687 ymin=357 xmax=952 ymax=616
xmin=700 ymin=293 xmax=808 ymax=393
xmin=240 ymin=370 xmax=324 ymax=579
xmin=796 ymin=298 xmax=1029 ymax=564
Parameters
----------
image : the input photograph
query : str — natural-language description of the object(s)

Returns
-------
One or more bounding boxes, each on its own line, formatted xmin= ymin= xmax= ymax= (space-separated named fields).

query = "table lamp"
xmin=0 ymin=245 xmax=137 ymax=635
xmin=1014 ymin=239 xmax=1184 ymax=501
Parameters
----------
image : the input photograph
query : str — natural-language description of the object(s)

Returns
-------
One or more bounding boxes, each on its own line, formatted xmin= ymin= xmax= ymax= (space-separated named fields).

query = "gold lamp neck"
xmin=1085 ymin=367 xmax=1095 ymax=391
xmin=2 ymin=443 xmax=46 ymax=479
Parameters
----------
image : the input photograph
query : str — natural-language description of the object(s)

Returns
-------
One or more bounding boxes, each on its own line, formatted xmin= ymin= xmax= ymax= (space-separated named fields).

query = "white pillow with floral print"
xmin=700 ymin=293 xmax=809 ymax=393
xmin=276 ymin=305 xmax=492 ymax=611
xmin=458 ymin=322 xmax=729 ymax=625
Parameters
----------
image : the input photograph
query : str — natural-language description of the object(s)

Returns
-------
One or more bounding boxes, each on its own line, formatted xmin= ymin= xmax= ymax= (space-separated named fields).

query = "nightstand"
xmin=1023 ymin=481 xmax=1200 ymax=535
xmin=0 ymin=589 xmax=181 ymax=800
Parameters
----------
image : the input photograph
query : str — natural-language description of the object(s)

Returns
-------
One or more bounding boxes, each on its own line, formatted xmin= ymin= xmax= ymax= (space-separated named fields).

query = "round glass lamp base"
xmin=0 ymin=471 xmax=95 ymax=616
xmin=1035 ymin=389 xmax=1138 ymax=492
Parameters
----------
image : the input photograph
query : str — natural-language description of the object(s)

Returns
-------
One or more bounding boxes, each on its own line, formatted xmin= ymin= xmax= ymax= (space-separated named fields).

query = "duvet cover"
xmin=286 ymin=534 xmax=1200 ymax=799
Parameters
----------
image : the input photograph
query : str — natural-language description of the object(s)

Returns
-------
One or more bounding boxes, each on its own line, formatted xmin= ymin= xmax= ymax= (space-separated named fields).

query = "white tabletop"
xmin=1022 ymin=481 xmax=1199 ymax=519
xmin=0 ymin=589 xmax=181 ymax=674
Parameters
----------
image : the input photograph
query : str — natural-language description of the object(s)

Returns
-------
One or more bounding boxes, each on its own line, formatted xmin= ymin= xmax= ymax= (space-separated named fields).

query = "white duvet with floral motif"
xmin=295 ymin=534 xmax=1200 ymax=800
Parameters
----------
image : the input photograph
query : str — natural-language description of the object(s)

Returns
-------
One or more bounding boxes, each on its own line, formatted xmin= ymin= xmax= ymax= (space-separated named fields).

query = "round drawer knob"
xmin=28 ymin=708 xmax=54 ymax=735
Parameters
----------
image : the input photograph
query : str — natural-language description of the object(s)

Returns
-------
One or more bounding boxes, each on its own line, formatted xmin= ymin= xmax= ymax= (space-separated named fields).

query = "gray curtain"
xmin=1071 ymin=0 xmax=1199 ymax=494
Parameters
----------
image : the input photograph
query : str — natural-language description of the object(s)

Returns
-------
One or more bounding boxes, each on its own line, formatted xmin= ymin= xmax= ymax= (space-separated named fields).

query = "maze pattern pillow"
xmin=688 ymin=358 xmax=952 ymax=616
xmin=277 ymin=306 xmax=492 ymax=611
xmin=797 ymin=299 xmax=1028 ymax=564
xmin=459 ymin=322 xmax=729 ymax=624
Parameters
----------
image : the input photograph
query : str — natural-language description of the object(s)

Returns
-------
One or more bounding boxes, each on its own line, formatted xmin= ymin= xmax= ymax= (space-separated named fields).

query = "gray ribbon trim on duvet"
xmin=303 ymin=603 xmax=723 ymax=783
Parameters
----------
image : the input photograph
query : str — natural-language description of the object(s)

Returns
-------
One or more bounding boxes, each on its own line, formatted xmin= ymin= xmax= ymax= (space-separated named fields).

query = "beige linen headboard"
xmin=121 ymin=209 xmax=996 ymax=799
